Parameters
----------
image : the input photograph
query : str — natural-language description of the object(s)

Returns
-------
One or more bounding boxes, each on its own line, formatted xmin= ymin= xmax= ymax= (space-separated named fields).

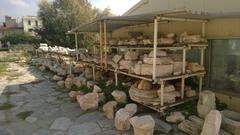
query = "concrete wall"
xmin=23 ymin=16 xmax=42 ymax=36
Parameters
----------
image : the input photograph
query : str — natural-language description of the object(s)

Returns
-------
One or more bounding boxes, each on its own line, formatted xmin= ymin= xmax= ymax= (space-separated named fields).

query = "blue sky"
xmin=0 ymin=0 xmax=140 ymax=22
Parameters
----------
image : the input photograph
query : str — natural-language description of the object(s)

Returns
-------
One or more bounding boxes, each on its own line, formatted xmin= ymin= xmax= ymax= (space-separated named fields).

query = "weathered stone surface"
xmin=77 ymin=93 xmax=99 ymax=111
xmin=219 ymin=129 xmax=231 ymax=135
xmin=112 ymin=55 xmax=122 ymax=63
xmin=57 ymin=81 xmax=65 ymax=88
xmin=197 ymin=91 xmax=216 ymax=118
xmin=157 ymin=90 xmax=180 ymax=104
xmin=154 ymin=118 xmax=172 ymax=134
xmin=87 ymin=81 xmax=95 ymax=88
xmin=187 ymin=63 xmax=204 ymax=73
xmin=178 ymin=120 xmax=201 ymax=135
xmin=158 ymin=37 xmax=176 ymax=45
xmin=75 ymin=76 xmax=87 ymax=86
xmin=135 ymin=64 xmax=173 ymax=77
xmin=124 ymin=103 xmax=137 ymax=117
xmin=221 ymin=110 xmax=240 ymax=135
xmin=39 ymin=66 xmax=46 ymax=71
xmin=103 ymin=101 xmax=118 ymax=119
xmin=69 ymin=91 xmax=83 ymax=100
xmin=188 ymin=115 xmax=204 ymax=127
xmin=93 ymin=85 xmax=102 ymax=93
xmin=115 ymin=109 xmax=131 ymax=131
xmin=182 ymin=35 xmax=202 ymax=43
xmin=166 ymin=112 xmax=185 ymax=123
xmin=73 ymin=64 xmax=83 ymax=74
xmin=95 ymin=71 xmax=102 ymax=80
xmin=201 ymin=110 xmax=222 ymax=135
xmin=85 ymin=67 xmax=93 ymax=79
xmin=65 ymin=77 xmax=74 ymax=89
xmin=68 ymin=122 xmax=101 ymax=135
xmin=111 ymin=90 xmax=127 ymax=104
xmin=143 ymin=57 xmax=173 ymax=65
xmin=52 ymin=75 xmax=63 ymax=81
xmin=119 ymin=60 xmax=136 ymax=71
xmin=164 ymin=84 xmax=175 ymax=93
xmin=148 ymin=50 xmax=167 ymax=57
xmin=186 ymin=89 xmax=197 ymax=98
xmin=25 ymin=116 xmax=37 ymax=123
xmin=137 ymin=80 xmax=152 ymax=90
xmin=173 ymin=61 xmax=183 ymax=74
xmin=124 ymin=51 xmax=138 ymax=60
xmin=130 ymin=115 xmax=155 ymax=135
xmin=50 ymin=117 xmax=71 ymax=131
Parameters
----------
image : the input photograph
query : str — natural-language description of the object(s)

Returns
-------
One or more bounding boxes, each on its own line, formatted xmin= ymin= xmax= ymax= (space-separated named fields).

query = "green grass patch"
xmin=0 ymin=64 xmax=8 ymax=75
xmin=16 ymin=111 xmax=34 ymax=120
xmin=0 ymin=103 xmax=15 ymax=110
xmin=2 ymin=91 xmax=19 ymax=96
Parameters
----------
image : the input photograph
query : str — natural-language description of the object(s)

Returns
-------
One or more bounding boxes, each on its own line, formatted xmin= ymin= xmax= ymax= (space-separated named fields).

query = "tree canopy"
xmin=37 ymin=0 xmax=113 ymax=48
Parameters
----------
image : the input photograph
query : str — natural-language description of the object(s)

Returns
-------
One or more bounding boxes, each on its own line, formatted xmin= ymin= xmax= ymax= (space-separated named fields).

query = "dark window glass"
xmin=28 ymin=20 xmax=31 ymax=25
xmin=209 ymin=39 xmax=240 ymax=93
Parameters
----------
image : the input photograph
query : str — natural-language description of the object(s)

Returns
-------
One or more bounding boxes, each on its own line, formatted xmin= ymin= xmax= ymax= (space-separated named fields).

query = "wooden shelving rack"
xmin=67 ymin=13 xmax=209 ymax=112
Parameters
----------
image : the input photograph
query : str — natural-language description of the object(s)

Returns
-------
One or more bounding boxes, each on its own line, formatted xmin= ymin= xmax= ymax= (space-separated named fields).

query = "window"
xmin=35 ymin=21 xmax=38 ymax=26
xmin=28 ymin=20 xmax=31 ymax=25
xmin=208 ymin=39 xmax=240 ymax=93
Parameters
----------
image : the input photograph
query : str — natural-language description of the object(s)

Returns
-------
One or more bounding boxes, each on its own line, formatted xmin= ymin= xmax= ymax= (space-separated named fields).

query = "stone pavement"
xmin=0 ymin=63 xmax=132 ymax=135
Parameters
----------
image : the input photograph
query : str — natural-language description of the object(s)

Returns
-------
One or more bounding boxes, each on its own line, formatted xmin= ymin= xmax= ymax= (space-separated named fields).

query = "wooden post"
xmin=92 ymin=64 xmax=96 ymax=81
xmin=99 ymin=21 xmax=103 ymax=68
xmin=181 ymin=48 xmax=187 ymax=99
xmin=153 ymin=18 xmax=158 ymax=80
xmin=75 ymin=33 xmax=79 ymax=61
xmin=160 ymin=81 xmax=164 ymax=106
xmin=104 ymin=20 xmax=108 ymax=70
xmin=115 ymin=70 xmax=118 ymax=86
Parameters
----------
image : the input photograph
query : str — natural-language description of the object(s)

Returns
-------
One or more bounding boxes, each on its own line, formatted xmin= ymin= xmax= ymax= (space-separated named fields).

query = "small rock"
xmin=87 ymin=81 xmax=96 ymax=89
xmin=201 ymin=110 xmax=222 ymax=135
xmin=197 ymin=90 xmax=216 ymax=118
xmin=221 ymin=110 xmax=240 ymax=135
xmin=52 ymin=75 xmax=63 ymax=81
xmin=124 ymin=103 xmax=137 ymax=117
xmin=53 ymin=131 xmax=65 ymax=135
xmin=124 ymin=51 xmax=138 ymax=60
xmin=57 ymin=81 xmax=65 ymax=88
xmin=154 ymin=119 xmax=172 ymax=134
xmin=73 ymin=79 xmax=82 ymax=88
xmin=130 ymin=115 xmax=155 ymax=135
xmin=103 ymin=101 xmax=118 ymax=119
xmin=178 ymin=120 xmax=201 ymax=135
xmin=115 ymin=109 xmax=131 ymax=131
xmin=69 ymin=91 xmax=83 ymax=100
xmin=50 ymin=117 xmax=71 ymax=131
xmin=111 ymin=90 xmax=127 ymax=104
xmin=93 ymin=85 xmax=102 ymax=93
xmin=186 ymin=89 xmax=197 ymax=98
xmin=166 ymin=112 xmax=185 ymax=123
xmin=65 ymin=78 xmax=74 ymax=89
xmin=26 ymin=116 xmax=37 ymax=123
xmin=77 ymin=93 xmax=99 ymax=111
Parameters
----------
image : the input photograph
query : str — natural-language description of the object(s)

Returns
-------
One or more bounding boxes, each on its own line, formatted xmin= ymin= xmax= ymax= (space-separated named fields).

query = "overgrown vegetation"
xmin=16 ymin=111 xmax=34 ymax=120
xmin=0 ymin=103 xmax=15 ymax=110
xmin=0 ymin=64 xmax=8 ymax=75
xmin=37 ymin=0 xmax=113 ymax=48
xmin=0 ymin=33 xmax=38 ymax=45
xmin=165 ymin=100 xmax=198 ymax=118
xmin=216 ymin=98 xmax=228 ymax=111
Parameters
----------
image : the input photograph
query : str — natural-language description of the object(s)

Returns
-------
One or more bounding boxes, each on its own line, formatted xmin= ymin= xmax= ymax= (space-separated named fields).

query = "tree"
xmin=37 ymin=0 xmax=97 ymax=48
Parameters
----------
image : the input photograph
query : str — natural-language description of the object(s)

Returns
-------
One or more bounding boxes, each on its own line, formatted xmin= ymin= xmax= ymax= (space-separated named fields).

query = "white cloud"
xmin=91 ymin=0 xmax=140 ymax=15
xmin=8 ymin=0 xmax=29 ymax=7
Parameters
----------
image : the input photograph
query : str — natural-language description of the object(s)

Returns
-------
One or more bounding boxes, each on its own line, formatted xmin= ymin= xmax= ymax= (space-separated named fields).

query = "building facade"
xmin=22 ymin=16 xmax=42 ymax=36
